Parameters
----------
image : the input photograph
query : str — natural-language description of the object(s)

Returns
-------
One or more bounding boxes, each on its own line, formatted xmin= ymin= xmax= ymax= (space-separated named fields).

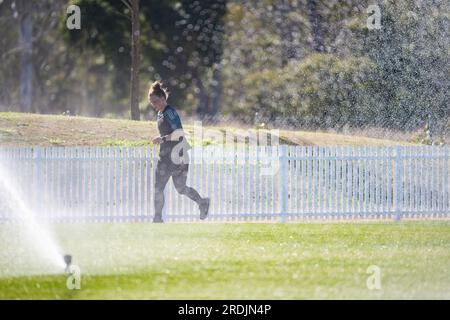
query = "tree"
xmin=306 ymin=0 xmax=324 ymax=53
xmin=360 ymin=0 xmax=450 ymax=130
xmin=1 ymin=0 xmax=91 ymax=115
xmin=16 ymin=0 xmax=34 ymax=113
xmin=165 ymin=0 xmax=227 ymax=121
xmin=65 ymin=0 xmax=227 ymax=120
xmin=122 ymin=0 xmax=141 ymax=120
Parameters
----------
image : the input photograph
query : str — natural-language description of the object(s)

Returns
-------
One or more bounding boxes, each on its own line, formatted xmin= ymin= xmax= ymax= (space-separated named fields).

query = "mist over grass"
xmin=1 ymin=222 xmax=449 ymax=299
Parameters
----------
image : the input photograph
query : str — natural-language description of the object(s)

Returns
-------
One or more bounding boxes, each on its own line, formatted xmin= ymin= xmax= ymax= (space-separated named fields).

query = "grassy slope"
xmin=0 ymin=112 xmax=416 ymax=147
xmin=0 ymin=222 xmax=449 ymax=299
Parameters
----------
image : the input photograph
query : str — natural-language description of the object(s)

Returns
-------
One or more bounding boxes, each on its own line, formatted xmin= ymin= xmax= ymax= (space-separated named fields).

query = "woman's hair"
xmin=148 ymin=80 xmax=169 ymax=100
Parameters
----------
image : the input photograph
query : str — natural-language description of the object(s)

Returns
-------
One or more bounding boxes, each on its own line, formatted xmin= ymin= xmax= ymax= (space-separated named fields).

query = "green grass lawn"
xmin=0 ymin=112 xmax=417 ymax=147
xmin=0 ymin=222 xmax=449 ymax=299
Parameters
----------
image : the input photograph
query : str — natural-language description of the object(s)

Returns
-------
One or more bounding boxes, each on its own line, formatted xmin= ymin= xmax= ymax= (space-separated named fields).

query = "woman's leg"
xmin=172 ymin=164 xmax=203 ymax=204
xmin=154 ymin=160 xmax=171 ymax=221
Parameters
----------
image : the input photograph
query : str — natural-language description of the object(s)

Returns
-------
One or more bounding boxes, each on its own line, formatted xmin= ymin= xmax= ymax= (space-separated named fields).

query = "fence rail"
xmin=0 ymin=145 xmax=449 ymax=222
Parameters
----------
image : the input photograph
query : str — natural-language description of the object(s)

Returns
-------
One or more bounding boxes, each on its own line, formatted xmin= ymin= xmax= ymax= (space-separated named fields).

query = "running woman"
xmin=148 ymin=81 xmax=210 ymax=223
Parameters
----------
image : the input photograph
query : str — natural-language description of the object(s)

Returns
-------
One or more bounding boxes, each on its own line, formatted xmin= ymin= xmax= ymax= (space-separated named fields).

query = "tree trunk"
xmin=192 ymin=64 xmax=222 ymax=124
xmin=306 ymin=0 xmax=324 ymax=52
xmin=18 ymin=0 xmax=34 ymax=113
xmin=130 ymin=0 xmax=140 ymax=120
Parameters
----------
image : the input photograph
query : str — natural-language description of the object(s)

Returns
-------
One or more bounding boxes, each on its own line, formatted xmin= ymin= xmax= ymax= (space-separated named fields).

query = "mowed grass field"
xmin=0 ymin=112 xmax=417 ymax=147
xmin=0 ymin=222 xmax=449 ymax=299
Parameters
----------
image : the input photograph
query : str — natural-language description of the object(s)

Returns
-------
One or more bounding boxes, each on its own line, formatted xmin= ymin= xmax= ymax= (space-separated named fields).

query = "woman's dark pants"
xmin=154 ymin=157 xmax=202 ymax=220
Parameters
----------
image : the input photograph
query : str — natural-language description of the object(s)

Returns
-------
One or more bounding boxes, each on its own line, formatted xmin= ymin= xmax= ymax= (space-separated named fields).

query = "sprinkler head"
xmin=63 ymin=254 xmax=72 ymax=273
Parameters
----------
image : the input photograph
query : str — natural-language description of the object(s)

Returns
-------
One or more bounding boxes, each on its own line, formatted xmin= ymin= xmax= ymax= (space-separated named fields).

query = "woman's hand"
xmin=152 ymin=136 xmax=163 ymax=145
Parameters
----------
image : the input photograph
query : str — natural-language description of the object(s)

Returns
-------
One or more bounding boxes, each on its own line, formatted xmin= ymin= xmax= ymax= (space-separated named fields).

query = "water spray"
xmin=0 ymin=163 xmax=65 ymax=273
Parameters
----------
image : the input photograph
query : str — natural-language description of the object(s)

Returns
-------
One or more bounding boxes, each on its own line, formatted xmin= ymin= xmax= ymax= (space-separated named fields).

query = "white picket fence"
xmin=0 ymin=145 xmax=449 ymax=222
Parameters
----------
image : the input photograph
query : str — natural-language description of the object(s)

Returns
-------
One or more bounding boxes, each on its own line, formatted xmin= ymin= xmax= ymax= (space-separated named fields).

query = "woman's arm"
xmin=152 ymin=128 xmax=186 ymax=144
xmin=161 ymin=128 xmax=186 ymax=142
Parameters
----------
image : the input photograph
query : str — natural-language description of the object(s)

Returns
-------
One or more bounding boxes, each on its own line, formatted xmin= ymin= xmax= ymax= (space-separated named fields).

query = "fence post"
xmin=395 ymin=145 xmax=403 ymax=221
xmin=279 ymin=145 xmax=288 ymax=223
xmin=34 ymin=147 xmax=42 ymax=216
xmin=444 ymin=146 xmax=449 ymax=215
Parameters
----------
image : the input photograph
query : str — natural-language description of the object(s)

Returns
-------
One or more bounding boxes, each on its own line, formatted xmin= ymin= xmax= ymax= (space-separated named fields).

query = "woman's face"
xmin=149 ymin=94 xmax=165 ymax=112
